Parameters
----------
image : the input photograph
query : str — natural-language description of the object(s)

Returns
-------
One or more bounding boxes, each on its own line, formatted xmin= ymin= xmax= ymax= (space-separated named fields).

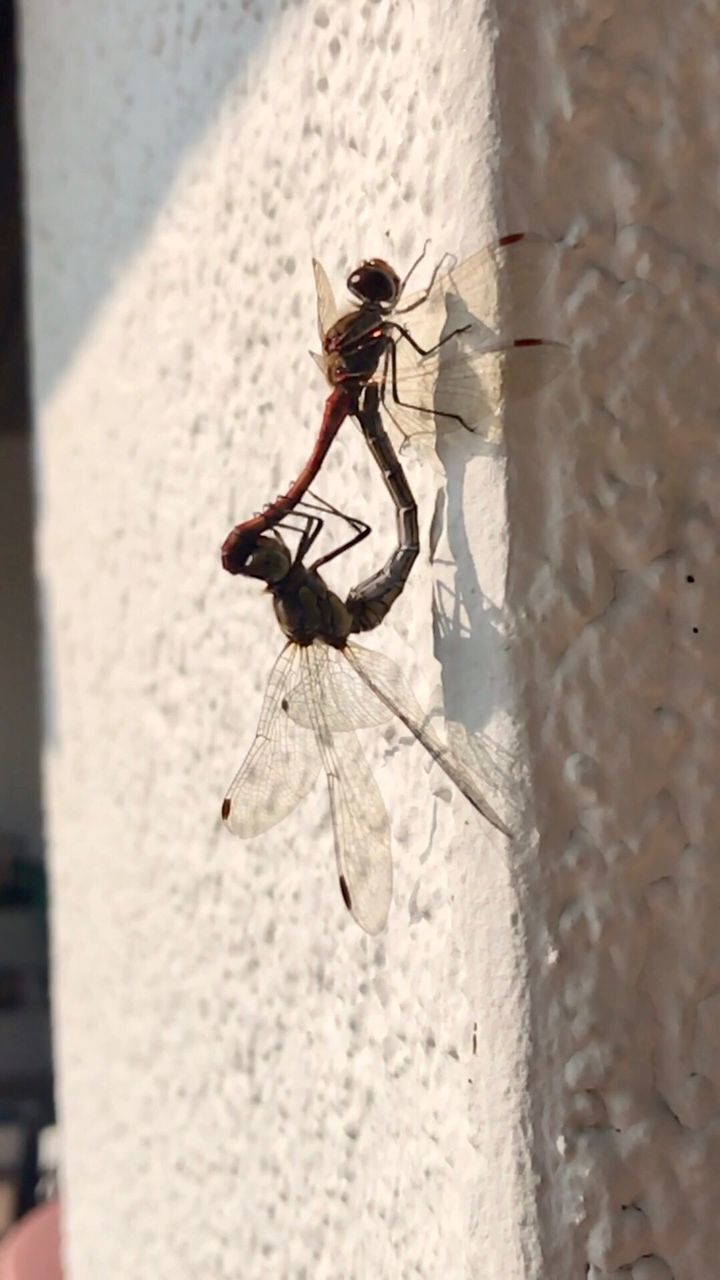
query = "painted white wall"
xmin=19 ymin=0 xmax=719 ymax=1277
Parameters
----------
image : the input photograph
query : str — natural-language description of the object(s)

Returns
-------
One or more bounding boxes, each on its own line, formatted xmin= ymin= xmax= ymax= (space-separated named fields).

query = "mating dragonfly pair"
xmin=221 ymin=235 xmax=566 ymax=933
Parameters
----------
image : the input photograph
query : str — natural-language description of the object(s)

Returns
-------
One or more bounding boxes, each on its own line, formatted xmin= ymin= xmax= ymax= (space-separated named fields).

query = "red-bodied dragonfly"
xmin=222 ymin=395 xmax=510 ymax=934
xmin=222 ymin=233 xmax=567 ymax=573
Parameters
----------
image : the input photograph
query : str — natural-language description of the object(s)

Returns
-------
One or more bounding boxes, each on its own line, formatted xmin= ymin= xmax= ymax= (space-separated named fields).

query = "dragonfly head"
xmin=347 ymin=259 xmax=400 ymax=310
xmin=237 ymin=532 xmax=292 ymax=585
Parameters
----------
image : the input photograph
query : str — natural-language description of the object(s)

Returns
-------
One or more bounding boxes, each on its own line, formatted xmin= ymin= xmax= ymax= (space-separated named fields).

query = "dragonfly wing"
xmin=312 ymin=258 xmax=341 ymax=342
xmin=323 ymin=723 xmax=393 ymax=934
xmin=300 ymin=645 xmax=392 ymax=934
xmin=222 ymin=645 xmax=321 ymax=838
xmin=376 ymin=337 xmax=569 ymax=445
xmin=344 ymin=642 xmax=512 ymax=839
xmin=285 ymin=640 xmax=392 ymax=731
xmin=309 ymin=349 xmax=326 ymax=377
xmin=396 ymin=233 xmax=562 ymax=354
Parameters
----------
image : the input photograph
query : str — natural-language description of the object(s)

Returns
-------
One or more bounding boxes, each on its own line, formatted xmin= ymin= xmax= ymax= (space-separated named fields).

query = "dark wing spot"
xmin=221 ymin=798 xmax=231 ymax=820
xmin=281 ymin=697 xmax=289 ymax=711
xmin=339 ymin=875 xmax=352 ymax=911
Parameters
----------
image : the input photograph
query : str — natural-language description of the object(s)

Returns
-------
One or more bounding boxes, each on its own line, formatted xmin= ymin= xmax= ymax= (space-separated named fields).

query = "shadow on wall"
xmin=0 ymin=5 xmax=54 ymax=1246
xmin=433 ymin=430 xmax=507 ymax=732
xmin=0 ymin=3 xmax=42 ymax=859
xmin=429 ymin=293 xmax=513 ymax=742
xmin=431 ymin=424 xmax=517 ymax=810
xmin=21 ymin=0 xmax=281 ymax=404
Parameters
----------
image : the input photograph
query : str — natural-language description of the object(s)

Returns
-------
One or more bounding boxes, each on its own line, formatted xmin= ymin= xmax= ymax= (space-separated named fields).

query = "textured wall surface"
xmin=496 ymin=3 xmax=720 ymax=1278
xmin=20 ymin=0 xmax=720 ymax=1277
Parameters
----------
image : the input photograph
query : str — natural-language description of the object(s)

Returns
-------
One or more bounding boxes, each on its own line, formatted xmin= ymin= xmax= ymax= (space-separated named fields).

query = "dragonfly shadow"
xmin=443 ymin=288 xmax=497 ymax=353
xmin=427 ymin=348 xmax=514 ymax=799
xmin=415 ymin=289 xmax=514 ymax=451
xmin=432 ymin=570 xmax=515 ymax=798
xmin=400 ymin=235 xmax=568 ymax=826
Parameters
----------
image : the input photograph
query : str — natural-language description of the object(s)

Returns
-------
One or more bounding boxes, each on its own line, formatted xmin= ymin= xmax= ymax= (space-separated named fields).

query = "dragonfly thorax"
xmin=323 ymin=308 xmax=388 ymax=391
xmin=272 ymin=568 xmax=353 ymax=649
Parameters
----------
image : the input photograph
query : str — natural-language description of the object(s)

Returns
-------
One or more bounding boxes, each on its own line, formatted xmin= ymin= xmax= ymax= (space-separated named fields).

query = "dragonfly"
xmin=228 ymin=387 xmax=419 ymax=624
xmin=222 ymin=233 xmax=567 ymax=572
xmin=222 ymin=407 xmax=510 ymax=935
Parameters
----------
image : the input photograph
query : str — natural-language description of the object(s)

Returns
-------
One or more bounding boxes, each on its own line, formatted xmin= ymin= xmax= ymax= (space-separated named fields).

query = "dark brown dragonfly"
xmin=222 ymin=233 xmax=567 ymax=572
xmin=222 ymin=394 xmax=510 ymax=934
xmin=312 ymin=231 xmax=567 ymax=445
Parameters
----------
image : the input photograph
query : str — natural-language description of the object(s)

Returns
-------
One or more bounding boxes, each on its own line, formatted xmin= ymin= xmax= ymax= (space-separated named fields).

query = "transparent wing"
xmin=300 ymin=643 xmax=392 ymax=934
xmin=312 ymin=258 xmax=341 ymax=344
xmin=322 ymin=722 xmax=392 ymax=935
xmin=222 ymin=644 xmax=321 ymax=838
xmin=380 ymin=336 xmax=569 ymax=445
xmin=309 ymin=349 xmax=327 ymax=378
xmin=284 ymin=641 xmax=392 ymax=732
xmin=311 ymin=238 xmax=568 ymax=446
xmin=395 ymin=233 xmax=562 ymax=352
xmin=313 ymin=234 xmax=559 ymax=349
xmin=344 ymin=642 xmax=512 ymax=839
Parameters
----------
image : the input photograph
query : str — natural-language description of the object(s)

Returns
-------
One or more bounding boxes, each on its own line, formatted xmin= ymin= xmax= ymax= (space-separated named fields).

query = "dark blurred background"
xmin=0 ymin=0 xmax=55 ymax=1239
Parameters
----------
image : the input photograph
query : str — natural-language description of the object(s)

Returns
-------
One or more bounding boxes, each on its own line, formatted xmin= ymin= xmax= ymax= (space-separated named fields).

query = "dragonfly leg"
xmin=275 ymin=511 xmax=325 ymax=565
xmin=285 ymin=492 xmax=371 ymax=570
xmin=303 ymin=489 xmax=369 ymax=526
xmin=395 ymin=250 xmax=457 ymax=315
xmin=385 ymin=318 xmax=471 ymax=359
xmin=286 ymin=514 xmax=324 ymax=565
xmin=310 ymin=505 xmax=371 ymax=571
xmin=375 ymin=347 xmax=408 ymax=448
xmin=299 ymin=515 xmax=326 ymax=564
xmin=395 ymin=239 xmax=431 ymax=299
xmin=385 ymin=333 xmax=474 ymax=434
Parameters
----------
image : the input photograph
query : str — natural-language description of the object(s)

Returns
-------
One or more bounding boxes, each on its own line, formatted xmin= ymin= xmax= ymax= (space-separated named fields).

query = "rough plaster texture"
xmin=19 ymin=0 xmax=720 ymax=1277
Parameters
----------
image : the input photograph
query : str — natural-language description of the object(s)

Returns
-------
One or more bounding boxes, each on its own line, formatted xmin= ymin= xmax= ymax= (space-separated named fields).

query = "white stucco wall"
xmin=19 ymin=0 xmax=720 ymax=1277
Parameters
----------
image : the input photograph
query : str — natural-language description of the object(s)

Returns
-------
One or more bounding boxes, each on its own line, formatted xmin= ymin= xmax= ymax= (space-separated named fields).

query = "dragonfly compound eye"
xmin=240 ymin=537 xmax=292 ymax=583
xmin=347 ymin=259 xmax=400 ymax=307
